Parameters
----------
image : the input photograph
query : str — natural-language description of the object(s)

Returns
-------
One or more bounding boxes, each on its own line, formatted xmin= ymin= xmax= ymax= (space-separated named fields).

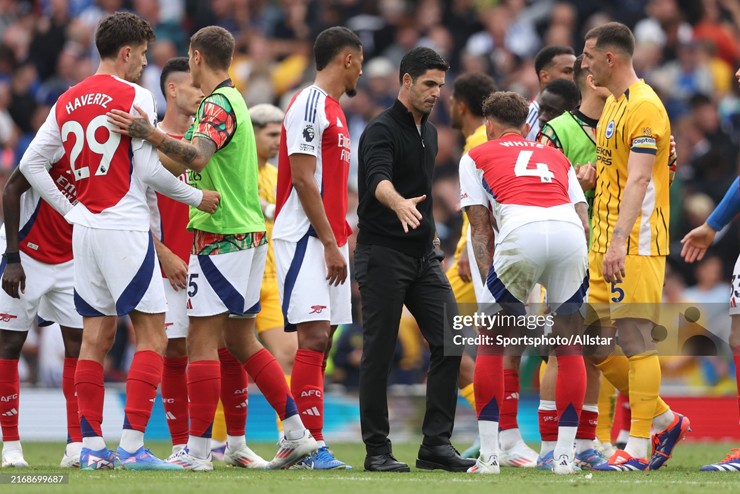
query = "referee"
xmin=355 ymin=47 xmax=474 ymax=473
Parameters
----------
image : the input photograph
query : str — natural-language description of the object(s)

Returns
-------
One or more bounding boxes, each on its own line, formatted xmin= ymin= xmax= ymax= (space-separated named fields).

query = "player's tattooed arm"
xmin=465 ymin=204 xmax=495 ymax=285
xmin=107 ymin=105 xmax=213 ymax=172
xmin=154 ymin=136 xmax=215 ymax=172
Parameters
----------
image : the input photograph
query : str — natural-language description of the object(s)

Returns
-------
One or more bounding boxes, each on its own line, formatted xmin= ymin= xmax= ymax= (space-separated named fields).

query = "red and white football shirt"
xmin=273 ymin=85 xmax=352 ymax=247
xmin=16 ymin=154 xmax=75 ymax=264
xmin=20 ymin=74 xmax=201 ymax=232
xmin=459 ymin=133 xmax=585 ymax=244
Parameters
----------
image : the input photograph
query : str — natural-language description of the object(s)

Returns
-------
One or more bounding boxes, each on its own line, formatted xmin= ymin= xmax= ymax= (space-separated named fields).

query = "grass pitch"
xmin=3 ymin=442 xmax=740 ymax=493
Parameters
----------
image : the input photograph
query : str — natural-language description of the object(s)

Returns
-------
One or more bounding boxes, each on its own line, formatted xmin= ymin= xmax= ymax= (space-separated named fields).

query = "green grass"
xmin=3 ymin=442 xmax=740 ymax=493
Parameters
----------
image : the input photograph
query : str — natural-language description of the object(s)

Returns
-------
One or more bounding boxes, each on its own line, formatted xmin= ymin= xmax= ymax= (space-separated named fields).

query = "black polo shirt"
xmin=357 ymin=99 xmax=438 ymax=258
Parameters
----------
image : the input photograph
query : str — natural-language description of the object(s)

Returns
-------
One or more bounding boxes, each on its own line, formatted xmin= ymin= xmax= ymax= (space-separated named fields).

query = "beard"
xmin=346 ymin=87 xmax=357 ymax=97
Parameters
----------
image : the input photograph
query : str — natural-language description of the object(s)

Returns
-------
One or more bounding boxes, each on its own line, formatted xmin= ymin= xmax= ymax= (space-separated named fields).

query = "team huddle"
xmin=0 ymin=10 xmax=739 ymax=475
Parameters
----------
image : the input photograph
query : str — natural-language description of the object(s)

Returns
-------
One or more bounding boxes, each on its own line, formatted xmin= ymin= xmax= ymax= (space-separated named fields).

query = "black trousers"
xmin=354 ymin=243 xmax=461 ymax=455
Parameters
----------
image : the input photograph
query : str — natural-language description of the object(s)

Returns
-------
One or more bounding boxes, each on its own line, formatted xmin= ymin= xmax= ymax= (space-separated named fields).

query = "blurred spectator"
xmin=693 ymin=0 xmax=740 ymax=68
xmin=650 ymin=38 xmax=715 ymax=117
xmin=682 ymin=255 xmax=732 ymax=341
xmin=13 ymin=103 xmax=50 ymax=165
xmin=0 ymin=81 xmax=18 ymax=168
xmin=7 ymin=61 xmax=37 ymax=134
xmin=634 ymin=0 xmax=693 ymax=62
xmin=686 ymin=94 xmax=738 ymax=202
xmin=133 ymin=0 xmax=187 ymax=55
xmin=140 ymin=39 xmax=177 ymax=118
xmin=29 ymin=0 xmax=70 ymax=81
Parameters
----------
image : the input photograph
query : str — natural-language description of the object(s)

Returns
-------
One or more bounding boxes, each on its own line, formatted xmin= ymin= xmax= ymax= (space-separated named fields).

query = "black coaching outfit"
xmin=355 ymin=99 xmax=473 ymax=472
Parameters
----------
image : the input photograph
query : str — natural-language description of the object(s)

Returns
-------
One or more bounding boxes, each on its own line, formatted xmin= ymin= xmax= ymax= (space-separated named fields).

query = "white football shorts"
xmin=274 ymin=235 xmax=352 ymax=331
xmin=0 ymin=245 xmax=82 ymax=331
xmin=186 ymin=244 xmax=266 ymax=318
xmin=73 ymin=226 xmax=167 ymax=317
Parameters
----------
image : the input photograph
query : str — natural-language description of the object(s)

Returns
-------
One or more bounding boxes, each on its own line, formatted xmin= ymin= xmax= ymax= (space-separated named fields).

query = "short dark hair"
xmin=689 ymin=93 xmax=712 ymax=108
xmin=585 ymin=22 xmax=635 ymax=57
xmin=314 ymin=27 xmax=362 ymax=71
xmin=482 ymin=91 xmax=529 ymax=128
xmin=453 ymin=73 xmax=498 ymax=117
xmin=543 ymin=79 xmax=580 ymax=110
xmin=399 ymin=47 xmax=449 ymax=84
xmin=96 ymin=12 xmax=155 ymax=60
xmin=573 ymin=54 xmax=587 ymax=91
xmin=159 ymin=57 xmax=189 ymax=98
xmin=534 ymin=45 xmax=574 ymax=81
xmin=190 ymin=26 xmax=234 ymax=71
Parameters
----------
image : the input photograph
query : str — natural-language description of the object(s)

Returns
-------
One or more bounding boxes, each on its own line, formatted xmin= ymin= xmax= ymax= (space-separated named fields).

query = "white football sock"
xmin=479 ymin=420 xmax=500 ymax=460
xmin=119 ymin=429 xmax=144 ymax=454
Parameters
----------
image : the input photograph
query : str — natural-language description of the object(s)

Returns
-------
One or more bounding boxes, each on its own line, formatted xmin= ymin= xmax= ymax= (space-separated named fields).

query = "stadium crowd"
xmin=0 ymin=0 xmax=739 ymax=472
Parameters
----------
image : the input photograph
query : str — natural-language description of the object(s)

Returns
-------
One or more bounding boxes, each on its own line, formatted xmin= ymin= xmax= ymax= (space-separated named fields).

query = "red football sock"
xmin=474 ymin=351 xmax=504 ymax=421
xmin=188 ymin=360 xmax=220 ymax=438
xmin=244 ymin=348 xmax=298 ymax=420
xmin=62 ymin=358 xmax=81 ymax=443
xmin=618 ymin=392 xmax=631 ymax=432
xmin=555 ymin=353 xmax=586 ymax=428
xmin=75 ymin=359 xmax=105 ymax=438
xmin=500 ymin=369 xmax=520 ymax=430
xmin=537 ymin=409 xmax=558 ymax=441
xmin=291 ymin=349 xmax=325 ymax=441
xmin=162 ymin=356 xmax=189 ymax=446
xmin=577 ymin=408 xmax=598 ymax=440
xmin=538 ymin=407 xmax=559 ymax=441
xmin=733 ymin=348 xmax=740 ymax=423
xmin=124 ymin=350 xmax=163 ymax=432
xmin=219 ymin=347 xmax=248 ymax=437
xmin=0 ymin=359 xmax=20 ymax=441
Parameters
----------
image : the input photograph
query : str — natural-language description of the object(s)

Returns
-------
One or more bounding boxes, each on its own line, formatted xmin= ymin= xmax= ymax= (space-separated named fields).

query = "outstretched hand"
xmin=680 ymin=223 xmax=716 ymax=263
xmin=393 ymin=194 xmax=427 ymax=233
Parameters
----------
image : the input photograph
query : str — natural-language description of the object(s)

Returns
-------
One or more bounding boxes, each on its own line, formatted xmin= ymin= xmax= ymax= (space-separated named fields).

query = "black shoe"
xmin=416 ymin=444 xmax=476 ymax=472
xmin=364 ymin=453 xmax=411 ymax=472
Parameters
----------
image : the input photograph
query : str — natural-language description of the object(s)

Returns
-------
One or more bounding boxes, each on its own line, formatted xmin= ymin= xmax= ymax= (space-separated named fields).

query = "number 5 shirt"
xmin=19 ymin=74 xmax=202 ymax=231
xmin=459 ymin=133 xmax=586 ymax=246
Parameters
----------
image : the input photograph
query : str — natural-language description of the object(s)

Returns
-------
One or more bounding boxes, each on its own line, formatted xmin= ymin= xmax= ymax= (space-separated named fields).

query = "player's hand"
xmin=2 ymin=262 xmax=25 ymax=299
xmin=197 ymin=190 xmax=220 ymax=213
xmin=392 ymin=194 xmax=426 ymax=233
xmin=603 ymin=241 xmax=627 ymax=283
xmin=159 ymin=249 xmax=188 ymax=291
xmin=680 ymin=222 xmax=716 ymax=263
xmin=324 ymin=242 xmax=347 ymax=286
xmin=457 ymin=248 xmax=471 ymax=283
xmin=576 ymin=163 xmax=597 ymax=191
xmin=107 ymin=105 xmax=155 ymax=140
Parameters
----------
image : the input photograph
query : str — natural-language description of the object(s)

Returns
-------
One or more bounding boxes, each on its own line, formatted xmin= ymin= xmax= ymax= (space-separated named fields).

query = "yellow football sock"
xmin=595 ymin=355 xmax=630 ymax=395
xmin=596 ymin=373 xmax=616 ymax=443
xmin=212 ymin=400 xmax=227 ymax=442
xmin=460 ymin=382 xmax=476 ymax=411
xmin=595 ymin=355 xmax=670 ymax=424
xmin=628 ymin=353 xmax=661 ymax=439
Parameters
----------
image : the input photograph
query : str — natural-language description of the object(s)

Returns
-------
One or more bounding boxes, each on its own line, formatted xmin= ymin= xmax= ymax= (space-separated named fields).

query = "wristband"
xmin=3 ymin=252 xmax=21 ymax=263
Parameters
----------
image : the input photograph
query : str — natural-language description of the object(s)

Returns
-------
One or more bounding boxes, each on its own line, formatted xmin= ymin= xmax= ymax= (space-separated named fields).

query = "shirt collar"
xmin=391 ymin=99 xmax=429 ymax=127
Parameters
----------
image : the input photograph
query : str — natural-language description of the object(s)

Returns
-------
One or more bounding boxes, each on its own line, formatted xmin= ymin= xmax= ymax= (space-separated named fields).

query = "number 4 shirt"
xmin=19 ymin=74 xmax=202 ymax=232
xmin=459 ymin=133 xmax=586 ymax=245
